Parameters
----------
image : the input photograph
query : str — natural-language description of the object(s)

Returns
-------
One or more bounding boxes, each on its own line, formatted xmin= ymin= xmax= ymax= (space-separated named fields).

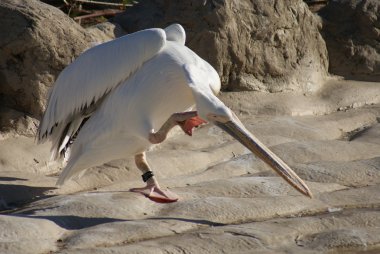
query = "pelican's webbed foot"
xmin=132 ymin=153 xmax=179 ymax=203
xmin=130 ymin=183 xmax=179 ymax=203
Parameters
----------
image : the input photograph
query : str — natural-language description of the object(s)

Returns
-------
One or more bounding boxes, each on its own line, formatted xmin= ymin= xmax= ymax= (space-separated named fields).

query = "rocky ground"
xmin=1 ymin=77 xmax=380 ymax=253
xmin=1 ymin=0 xmax=379 ymax=253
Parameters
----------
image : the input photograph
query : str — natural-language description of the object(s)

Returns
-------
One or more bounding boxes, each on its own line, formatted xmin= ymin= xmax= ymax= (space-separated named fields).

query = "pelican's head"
xmin=183 ymin=63 xmax=311 ymax=197
xmin=192 ymin=88 xmax=313 ymax=198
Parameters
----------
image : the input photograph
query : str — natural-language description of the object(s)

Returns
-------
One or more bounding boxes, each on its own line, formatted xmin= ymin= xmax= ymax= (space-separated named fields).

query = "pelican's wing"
xmin=38 ymin=28 xmax=166 ymax=144
xmin=164 ymin=24 xmax=186 ymax=45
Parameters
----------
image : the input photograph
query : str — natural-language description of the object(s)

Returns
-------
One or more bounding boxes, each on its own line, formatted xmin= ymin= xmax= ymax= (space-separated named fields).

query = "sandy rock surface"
xmin=1 ymin=78 xmax=380 ymax=253
xmin=114 ymin=0 xmax=328 ymax=92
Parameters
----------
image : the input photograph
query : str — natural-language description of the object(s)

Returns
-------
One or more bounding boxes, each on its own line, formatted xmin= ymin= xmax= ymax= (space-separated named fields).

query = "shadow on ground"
xmin=0 ymin=183 xmax=55 ymax=212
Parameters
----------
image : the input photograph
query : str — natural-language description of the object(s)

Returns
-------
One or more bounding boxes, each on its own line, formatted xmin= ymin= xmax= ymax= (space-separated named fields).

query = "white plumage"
xmin=38 ymin=24 xmax=312 ymax=200
xmin=39 ymin=24 xmax=219 ymax=185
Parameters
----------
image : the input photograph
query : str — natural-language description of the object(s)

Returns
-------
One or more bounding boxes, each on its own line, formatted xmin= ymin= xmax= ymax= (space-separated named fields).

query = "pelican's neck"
xmin=191 ymin=87 xmax=228 ymax=121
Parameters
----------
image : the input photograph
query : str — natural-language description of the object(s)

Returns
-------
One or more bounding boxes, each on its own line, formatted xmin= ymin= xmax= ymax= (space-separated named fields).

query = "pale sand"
xmin=1 ymin=78 xmax=380 ymax=253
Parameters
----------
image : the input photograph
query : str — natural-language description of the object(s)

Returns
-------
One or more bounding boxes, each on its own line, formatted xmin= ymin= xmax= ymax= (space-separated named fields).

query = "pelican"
xmin=38 ymin=24 xmax=312 ymax=203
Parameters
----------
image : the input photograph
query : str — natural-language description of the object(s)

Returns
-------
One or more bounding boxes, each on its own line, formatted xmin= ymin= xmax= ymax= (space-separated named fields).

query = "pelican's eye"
xmin=206 ymin=113 xmax=229 ymax=123
xmin=206 ymin=114 xmax=218 ymax=121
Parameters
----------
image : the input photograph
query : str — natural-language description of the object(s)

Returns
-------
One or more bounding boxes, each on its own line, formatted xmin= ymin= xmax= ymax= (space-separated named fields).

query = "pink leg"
xmin=134 ymin=112 xmax=206 ymax=202
xmin=130 ymin=152 xmax=179 ymax=203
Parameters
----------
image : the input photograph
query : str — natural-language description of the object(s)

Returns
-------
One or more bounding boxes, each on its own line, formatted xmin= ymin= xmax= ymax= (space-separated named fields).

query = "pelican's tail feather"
xmin=56 ymin=162 xmax=78 ymax=186
xmin=56 ymin=151 xmax=88 ymax=186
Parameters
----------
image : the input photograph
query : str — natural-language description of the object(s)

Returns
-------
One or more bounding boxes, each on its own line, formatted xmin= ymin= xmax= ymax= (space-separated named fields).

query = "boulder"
xmin=86 ymin=21 xmax=127 ymax=43
xmin=0 ymin=0 xmax=119 ymax=121
xmin=0 ymin=107 xmax=38 ymax=139
xmin=319 ymin=0 xmax=380 ymax=81
xmin=114 ymin=0 xmax=328 ymax=92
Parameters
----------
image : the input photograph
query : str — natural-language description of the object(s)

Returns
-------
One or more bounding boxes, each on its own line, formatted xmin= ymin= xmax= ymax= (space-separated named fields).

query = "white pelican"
xmin=38 ymin=24 xmax=312 ymax=203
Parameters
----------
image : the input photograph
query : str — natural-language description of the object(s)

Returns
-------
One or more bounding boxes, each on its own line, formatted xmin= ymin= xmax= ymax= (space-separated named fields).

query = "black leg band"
xmin=142 ymin=171 xmax=154 ymax=182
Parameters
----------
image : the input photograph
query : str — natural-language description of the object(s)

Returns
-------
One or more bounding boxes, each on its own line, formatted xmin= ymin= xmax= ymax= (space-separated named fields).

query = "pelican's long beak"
xmin=214 ymin=113 xmax=313 ymax=198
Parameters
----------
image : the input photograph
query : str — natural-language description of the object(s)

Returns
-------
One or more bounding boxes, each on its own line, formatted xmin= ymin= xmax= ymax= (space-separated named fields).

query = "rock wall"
xmin=319 ymin=0 xmax=380 ymax=81
xmin=0 ymin=0 xmax=107 ymax=119
xmin=114 ymin=0 xmax=329 ymax=92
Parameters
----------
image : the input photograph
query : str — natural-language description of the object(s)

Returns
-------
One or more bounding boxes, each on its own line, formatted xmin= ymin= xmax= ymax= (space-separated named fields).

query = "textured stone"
xmin=319 ymin=0 xmax=380 ymax=81
xmin=0 ymin=215 xmax=64 ymax=254
xmin=0 ymin=0 xmax=116 ymax=120
xmin=1 ymin=80 xmax=380 ymax=253
xmin=114 ymin=0 xmax=328 ymax=92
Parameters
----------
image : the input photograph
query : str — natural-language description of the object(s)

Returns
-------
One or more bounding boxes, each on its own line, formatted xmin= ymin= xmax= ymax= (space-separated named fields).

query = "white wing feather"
xmin=38 ymin=28 xmax=166 ymax=141
xmin=41 ymin=24 xmax=194 ymax=185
